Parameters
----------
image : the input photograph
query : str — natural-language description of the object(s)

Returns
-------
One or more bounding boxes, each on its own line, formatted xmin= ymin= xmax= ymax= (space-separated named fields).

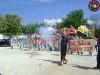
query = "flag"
xmin=67 ymin=25 xmax=78 ymax=35
xmin=67 ymin=28 xmax=75 ymax=34
xmin=75 ymin=29 xmax=78 ymax=34
xmin=78 ymin=25 xmax=90 ymax=35
xmin=78 ymin=25 xmax=86 ymax=33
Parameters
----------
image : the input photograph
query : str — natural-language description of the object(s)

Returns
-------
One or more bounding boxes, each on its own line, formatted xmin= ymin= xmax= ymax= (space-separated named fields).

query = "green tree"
xmin=0 ymin=14 xmax=5 ymax=33
xmin=22 ymin=23 xmax=37 ymax=34
xmin=3 ymin=14 xmax=22 ymax=38
xmin=22 ymin=23 xmax=45 ymax=34
xmin=56 ymin=9 xmax=88 ymax=29
xmin=35 ymin=23 xmax=45 ymax=32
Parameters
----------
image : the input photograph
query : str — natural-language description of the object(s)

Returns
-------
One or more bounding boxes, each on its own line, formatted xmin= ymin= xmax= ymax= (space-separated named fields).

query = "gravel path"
xmin=0 ymin=47 xmax=100 ymax=75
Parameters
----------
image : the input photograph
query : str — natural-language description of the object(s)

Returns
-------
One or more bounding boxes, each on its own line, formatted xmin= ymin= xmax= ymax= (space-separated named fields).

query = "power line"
xmin=1 ymin=0 xmax=86 ymax=12
xmin=0 ymin=0 xmax=70 ymax=9
xmin=1 ymin=0 xmax=87 ymax=12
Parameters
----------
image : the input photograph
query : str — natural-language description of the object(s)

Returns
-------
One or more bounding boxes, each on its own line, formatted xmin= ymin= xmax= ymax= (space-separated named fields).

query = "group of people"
xmin=55 ymin=29 xmax=100 ymax=68
xmin=31 ymin=33 xmax=46 ymax=50
xmin=29 ymin=28 xmax=100 ymax=68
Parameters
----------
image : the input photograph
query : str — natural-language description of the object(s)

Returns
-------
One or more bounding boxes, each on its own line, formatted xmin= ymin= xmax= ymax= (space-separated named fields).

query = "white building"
xmin=0 ymin=34 xmax=28 ymax=39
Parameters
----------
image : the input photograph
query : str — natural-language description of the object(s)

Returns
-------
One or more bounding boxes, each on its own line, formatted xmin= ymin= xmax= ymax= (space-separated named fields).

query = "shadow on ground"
xmin=26 ymin=52 xmax=40 ymax=58
xmin=36 ymin=58 xmax=70 ymax=66
xmin=43 ymin=59 xmax=60 ymax=64
xmin=42 ymin=59 xmax=60 ymax=64
xmin=36 ymin=58 xmax=62 ymax=65
xmin=50 ymin=54 xmax=60 ymax=56
xmin=23 ymin=49 xmax=31 ymax=51
xmin=72 ymin=65 xmax=95 ymax=70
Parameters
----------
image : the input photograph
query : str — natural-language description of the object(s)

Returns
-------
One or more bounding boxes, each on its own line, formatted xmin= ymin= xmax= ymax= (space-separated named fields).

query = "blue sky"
xmin=0 ymin=0 xmax=100 ymax=25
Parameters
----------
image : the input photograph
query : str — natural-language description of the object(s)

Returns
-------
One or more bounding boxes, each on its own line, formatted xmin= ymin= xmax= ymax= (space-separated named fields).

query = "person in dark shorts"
xmin=94 ymin=33 xmax=100 ymax=69
xmin=55 ymin=31 xmax=69 ymax=65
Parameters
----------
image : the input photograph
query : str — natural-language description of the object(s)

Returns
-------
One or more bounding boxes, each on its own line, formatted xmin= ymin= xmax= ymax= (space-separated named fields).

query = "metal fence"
xmin=11 ymin=38 xmax=61 ymax=51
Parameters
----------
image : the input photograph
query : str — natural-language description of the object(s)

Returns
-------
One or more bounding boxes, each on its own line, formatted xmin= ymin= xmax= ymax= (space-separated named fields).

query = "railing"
xmin=11 ymin=38 xmax=61 ymax=51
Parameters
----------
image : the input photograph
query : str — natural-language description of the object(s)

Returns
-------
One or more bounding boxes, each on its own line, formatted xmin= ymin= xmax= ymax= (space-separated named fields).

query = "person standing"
xmin=95 ymin=39 xmax=98 ymax=52
xmin=88 ymin=37 xmax=92 ymax=56
xmin=94 ymin=33 xmax=100 ymax=69
xmin=34 ymin=32 xmax=41 ymax=50
xmin=55 ymin=31 xmax=69 ymax=65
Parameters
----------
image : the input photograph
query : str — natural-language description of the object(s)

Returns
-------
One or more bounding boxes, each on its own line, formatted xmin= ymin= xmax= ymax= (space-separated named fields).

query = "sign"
xmin=69 ymin=39 xmax=96 ymax=52
xmin=88 ymin=0 xmax=100 ymax=12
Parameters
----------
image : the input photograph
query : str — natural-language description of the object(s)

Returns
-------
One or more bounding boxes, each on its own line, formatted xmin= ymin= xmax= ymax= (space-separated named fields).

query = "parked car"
xmin=0 ymin=39 xmax=11 ymax=47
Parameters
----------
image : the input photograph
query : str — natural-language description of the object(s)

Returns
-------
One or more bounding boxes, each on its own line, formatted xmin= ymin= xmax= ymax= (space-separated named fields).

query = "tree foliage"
xmin=56 ymin=9 xmax=88 ymax=29
xmin=3 ymin=14 xmax=22 ymax=38
xmin=0 ymin=14 xmax=5 ymax=33
xmin=0 ymin=13 xmax=45 ymax=38
xmin=89 ymin=28 xmax=100 ymax=38
xmin=22 ymin=23 xmax=45 ymax=34
xmin=1 ymin=9 xmax=98 ymax=38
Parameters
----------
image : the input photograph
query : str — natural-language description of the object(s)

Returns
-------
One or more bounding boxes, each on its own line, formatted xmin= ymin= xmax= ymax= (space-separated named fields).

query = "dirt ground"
xmin=0 ymin=47 xmax=100 ymax=75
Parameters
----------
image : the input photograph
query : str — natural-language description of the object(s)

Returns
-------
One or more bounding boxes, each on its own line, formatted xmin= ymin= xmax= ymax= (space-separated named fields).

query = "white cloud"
xmin=44 ymin=19 xmax=99 ymax=26
xmin=87 ymin=20 xmax=100 ymax=25
xmin=44 ymin=19 xmax=62 ymax=26
xmin=87 ymin=20 xmax=94 ymax=25
xmin=54 ymin=12 xmax=60 ymax=14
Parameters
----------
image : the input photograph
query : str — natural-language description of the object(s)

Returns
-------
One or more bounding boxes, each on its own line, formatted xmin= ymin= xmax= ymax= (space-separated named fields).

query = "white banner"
xmin=69 ymin=39 xmax=96 ymax=52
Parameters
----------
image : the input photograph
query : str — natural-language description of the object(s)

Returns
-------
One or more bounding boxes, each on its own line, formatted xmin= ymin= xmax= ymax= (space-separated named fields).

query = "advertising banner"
xmin=69 ymin=39 xmax=96 ymax=52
